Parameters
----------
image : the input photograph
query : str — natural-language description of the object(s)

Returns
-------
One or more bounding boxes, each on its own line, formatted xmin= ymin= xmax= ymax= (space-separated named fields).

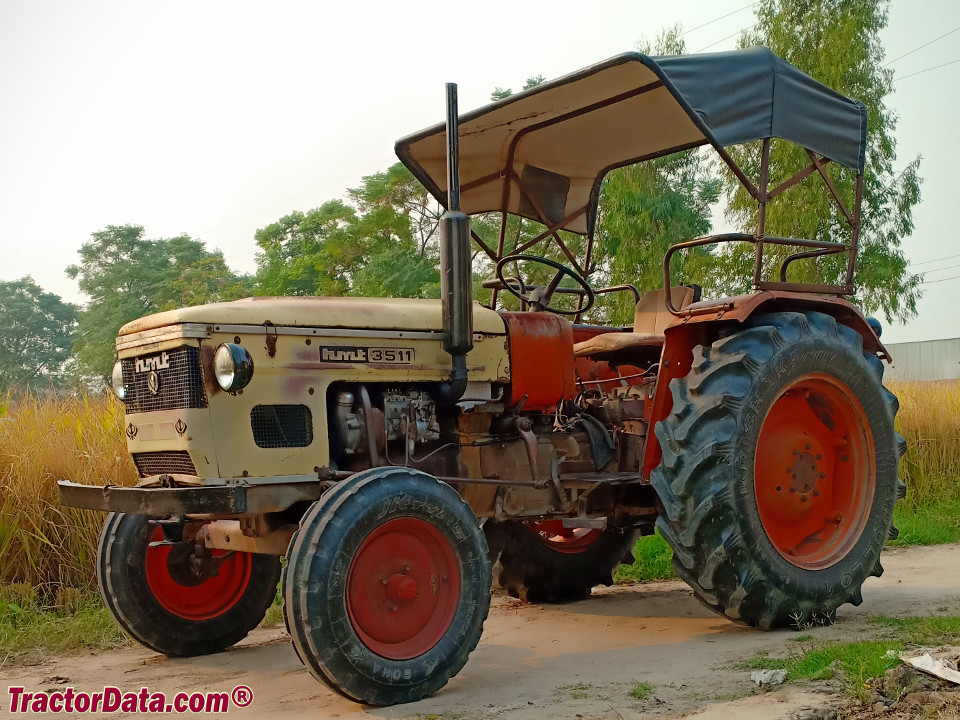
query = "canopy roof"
xmin=395 ymin=47 xmax=867 ymax=236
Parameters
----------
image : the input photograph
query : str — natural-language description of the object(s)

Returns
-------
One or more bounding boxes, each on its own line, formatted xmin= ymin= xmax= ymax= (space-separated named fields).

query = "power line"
xmin=910 ymin=252 xmax=960 ymax=267
xmin=883 ymin=25 xmax=960 ymax=67
xmin=920 ymin=274 xmax=960 ymax=285
xmin=680 ymin=1 xmax=759 ymax=38
xmin=695 ymin=23 xmax=756 ymax=53
xmin=894 ymin=58 xmax=960 ymax=82
xmin=922 ymin=262 xmax=960 ymax=275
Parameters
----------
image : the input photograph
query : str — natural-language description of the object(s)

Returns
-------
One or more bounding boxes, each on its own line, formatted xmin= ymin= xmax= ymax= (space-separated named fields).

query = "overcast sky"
xmin=1 ymin=0 xmax=957 ymax=343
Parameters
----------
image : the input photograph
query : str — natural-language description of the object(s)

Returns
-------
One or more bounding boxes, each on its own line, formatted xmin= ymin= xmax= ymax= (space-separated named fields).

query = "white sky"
xmin=1 ymin=0 xmax=958 ymax=343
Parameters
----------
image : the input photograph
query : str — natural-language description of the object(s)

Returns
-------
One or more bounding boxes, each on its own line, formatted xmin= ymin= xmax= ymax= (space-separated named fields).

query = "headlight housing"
xmin=111 ymin=361 xmax=126 ymax=400
xmin=214 ymin=343 xmax=254 ymax=392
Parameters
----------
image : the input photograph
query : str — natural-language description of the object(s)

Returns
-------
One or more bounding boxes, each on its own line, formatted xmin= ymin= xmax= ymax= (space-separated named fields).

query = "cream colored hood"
xmin=119 ymin=296 xmax=507 ymax=336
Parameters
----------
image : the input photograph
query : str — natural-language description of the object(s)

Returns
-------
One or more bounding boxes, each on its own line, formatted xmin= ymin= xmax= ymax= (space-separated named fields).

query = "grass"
xmin=0 ymin=583 xmax=127 ymax=665
xmin=0 ymin=392 xmax=137 ymax=603
xmin=615 ymin=530 xmax=674 ymax=582
xmin=628 ymin=681 xmax=653 ymax=699
xmin=557 ymin=681 xmax=591 ymax=699
xmin=742 ymin=613 xmax=960 ymax=702
xmin=888 ymin=498 xmax=960 ymax=545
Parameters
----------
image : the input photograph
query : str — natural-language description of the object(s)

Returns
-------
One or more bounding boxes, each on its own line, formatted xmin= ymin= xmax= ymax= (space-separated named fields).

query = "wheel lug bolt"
xmin=380 ymin=578 xmax=388 ymax=585
xmin=776 ymin=486 xmax=782 ymax=492
xmin=816 ymin=454 xmax=823 ymax=460
xmin=790 ymin=488 xmax=797 ymax=493
xmin=819 ymin=472 xmax=826 ymax=479
xmin=805 ymin=443 xmax=812 ymax=450
xmin=801 ymin=495 xmax=808 ymax=503
xmin=813 ymin=490 xmax=820 ymax=497
xmin=389 ymin=604 xmax=398 ymax=612
xmin=793 ymin=449 xmax=800 ymax=455
xmin=401 ymin=563 xmax=410 ymax=573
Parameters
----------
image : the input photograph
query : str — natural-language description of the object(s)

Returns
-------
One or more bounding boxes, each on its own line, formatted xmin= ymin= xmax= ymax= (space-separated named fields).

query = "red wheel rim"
xmin=346 ymin=517 xmax=461 ymax=660
xmin=527 ymin=520 xmax=602 ymax=554
xmin=754 ymin=373 xmax=875 ymax=570
xmin=144 ymin=527 xmax=252 ymax=621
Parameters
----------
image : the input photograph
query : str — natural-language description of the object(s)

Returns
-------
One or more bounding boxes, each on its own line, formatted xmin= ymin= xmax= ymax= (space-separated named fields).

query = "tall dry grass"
xmin=0 ymin=393 xmax=137 ymax=604
xmin=889 ymin=381 xmax=960 ymax=508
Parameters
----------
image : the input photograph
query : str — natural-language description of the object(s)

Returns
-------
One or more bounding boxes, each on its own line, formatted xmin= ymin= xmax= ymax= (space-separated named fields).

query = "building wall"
xmin=884 ymin=337 xmax=960 ymax=382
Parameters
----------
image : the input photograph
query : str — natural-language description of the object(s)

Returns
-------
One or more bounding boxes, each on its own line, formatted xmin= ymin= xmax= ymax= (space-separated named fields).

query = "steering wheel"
xmin=494 ymin=255 xmax=595 ymax=315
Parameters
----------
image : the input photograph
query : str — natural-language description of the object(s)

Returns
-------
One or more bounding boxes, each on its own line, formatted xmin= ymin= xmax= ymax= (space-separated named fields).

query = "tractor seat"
xmin=572 ymin=286 xmax=695 ymax=360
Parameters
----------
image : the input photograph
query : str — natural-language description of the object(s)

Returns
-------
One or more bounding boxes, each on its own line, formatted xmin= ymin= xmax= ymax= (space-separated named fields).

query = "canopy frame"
xmin=395 ymin=50 xmax=866 ymax=314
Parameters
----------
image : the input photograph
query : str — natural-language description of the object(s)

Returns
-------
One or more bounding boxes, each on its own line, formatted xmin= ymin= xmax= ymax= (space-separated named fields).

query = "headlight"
xmin=111 ymin=361 xmax=126 ymax=400
xmin=214 ymin=343 xmax=254 ymax=392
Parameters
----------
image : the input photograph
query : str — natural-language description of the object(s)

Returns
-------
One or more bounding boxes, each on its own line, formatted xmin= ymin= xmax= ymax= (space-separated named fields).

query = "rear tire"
xmin=651 ymin=312 xmax=905 ymax=629
xmin=97 ymin=512 xmax=281 ymax=656
xmin=282 ymin=467 xmax=491 ymax=706
xmin=485 ymin=520 xmax=639 ymax=603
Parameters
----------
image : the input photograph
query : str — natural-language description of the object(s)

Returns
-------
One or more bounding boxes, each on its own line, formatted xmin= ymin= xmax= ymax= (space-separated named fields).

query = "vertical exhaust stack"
xmin=438 ymin=82 xmax=473 ymax=402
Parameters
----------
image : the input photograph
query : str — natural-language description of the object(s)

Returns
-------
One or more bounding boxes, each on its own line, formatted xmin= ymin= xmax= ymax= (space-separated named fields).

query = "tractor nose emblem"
xmin=126 ymin=423 xmax=138 ymax=439
xmin=147 ymin=371 xmax=160 ymax=395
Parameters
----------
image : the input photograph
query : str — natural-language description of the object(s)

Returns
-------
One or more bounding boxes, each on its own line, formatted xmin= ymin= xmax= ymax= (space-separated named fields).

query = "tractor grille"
xmin=251 ymin=405 xmax=313 ymax=448
xmin=132 ymin=451 xmax=198 ymax=478
xmin=121 ymin=346 xmax=207 ymax=413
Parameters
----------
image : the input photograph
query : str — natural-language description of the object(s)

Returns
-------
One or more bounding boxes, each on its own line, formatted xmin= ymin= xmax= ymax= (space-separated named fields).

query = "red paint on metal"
xmin=501 ymin=312 xmax=577 ymax=411
xmin=754 ymin=373 xmax=875 ymax=569
xmin=642 ymin=324 xmax=702 ymax=479
xmin=346 ymin=517 xmax=460 ymax=660
xmin=144 ymin=527 xmax=252 ymax=621
xmin=527 ymin=520 xmax=602 ymax=553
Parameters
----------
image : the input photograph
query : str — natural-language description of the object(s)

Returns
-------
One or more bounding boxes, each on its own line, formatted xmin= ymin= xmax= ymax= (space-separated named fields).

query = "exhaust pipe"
xmin=438 ymin=82 xmax=473 ymax=403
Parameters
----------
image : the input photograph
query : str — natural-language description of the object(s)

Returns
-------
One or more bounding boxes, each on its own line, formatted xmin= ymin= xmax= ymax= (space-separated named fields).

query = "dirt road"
xmin=4 ymin=543 xmax=960 ymax=719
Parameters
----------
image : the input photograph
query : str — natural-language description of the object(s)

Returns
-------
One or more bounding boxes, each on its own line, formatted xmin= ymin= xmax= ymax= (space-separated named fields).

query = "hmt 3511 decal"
xmin=319 ymin=347 xmax=414 ymax=364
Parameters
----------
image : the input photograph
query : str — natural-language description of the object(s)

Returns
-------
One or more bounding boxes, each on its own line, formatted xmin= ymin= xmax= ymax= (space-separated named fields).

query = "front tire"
xmin=97 ymin=512 xmax=281 ymax=656
xmin=282 ymin=467 xmax=491 ymax=706
xmin=651 ymin=312 xmax=906 ymax=629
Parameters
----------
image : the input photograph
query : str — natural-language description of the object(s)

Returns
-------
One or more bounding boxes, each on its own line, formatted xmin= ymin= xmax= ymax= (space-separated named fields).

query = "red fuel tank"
xmin=500 ymin=312 xmax=576 ymax=411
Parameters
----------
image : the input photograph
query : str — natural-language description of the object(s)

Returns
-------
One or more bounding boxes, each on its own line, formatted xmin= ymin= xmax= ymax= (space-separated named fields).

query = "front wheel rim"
xmin=144 ymin=527 xmax=252 ymax=620
xmin=754 ymin=373 xmax=876 ymax=570
xmin=346 ymin=517 xmax=461 ymax=660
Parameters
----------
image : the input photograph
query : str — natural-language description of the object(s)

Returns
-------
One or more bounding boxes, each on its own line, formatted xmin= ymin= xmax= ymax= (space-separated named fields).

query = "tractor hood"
xmin=119 ymin=296 xmax=507 ymax=336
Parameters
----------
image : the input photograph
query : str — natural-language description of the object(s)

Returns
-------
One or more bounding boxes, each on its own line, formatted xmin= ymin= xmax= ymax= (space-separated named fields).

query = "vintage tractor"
xmin=60 ymin=47 xmax=905 ymax=706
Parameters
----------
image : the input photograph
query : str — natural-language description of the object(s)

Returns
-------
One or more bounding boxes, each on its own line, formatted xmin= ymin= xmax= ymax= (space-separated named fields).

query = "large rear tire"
xmin=485 ymin=520 xmax=639 ymax=603
xmin=282 ymin=467 xmax=491 ymax=706
xmin=651 ymin=311 xmax=906 ymax=629
xmin=97 ymin=512 xmax=281 ymax=656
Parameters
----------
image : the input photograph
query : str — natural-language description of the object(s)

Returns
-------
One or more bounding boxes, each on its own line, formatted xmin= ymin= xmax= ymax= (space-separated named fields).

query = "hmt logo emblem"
xmin=135 ymin=352 xmax=170 ymax=373
xmin=320 ymin=347 xmax=368 ymax=362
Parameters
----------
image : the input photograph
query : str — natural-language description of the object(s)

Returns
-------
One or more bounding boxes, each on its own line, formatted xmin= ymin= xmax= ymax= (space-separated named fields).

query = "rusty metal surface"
xmin=501 ymin=312 xmax=576 ymax=411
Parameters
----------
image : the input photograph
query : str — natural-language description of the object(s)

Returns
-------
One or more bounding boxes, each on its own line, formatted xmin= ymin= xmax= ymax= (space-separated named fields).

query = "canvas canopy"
xmin=395 ymin=47 xmax=867 ymax=236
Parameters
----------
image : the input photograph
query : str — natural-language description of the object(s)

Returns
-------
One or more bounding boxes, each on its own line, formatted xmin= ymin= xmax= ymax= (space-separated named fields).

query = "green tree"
xmin=0 ymin=277 xmax=78 ymax=389
xmin=67 ymin=224 xmax=247 ymax=378
xmin=588 ymin=28 xmax=721 ymax=323
xmin=720 ymin=0 xmax=921 ymax=322
xmin=253 ymin=165 xmax=442 ymax=299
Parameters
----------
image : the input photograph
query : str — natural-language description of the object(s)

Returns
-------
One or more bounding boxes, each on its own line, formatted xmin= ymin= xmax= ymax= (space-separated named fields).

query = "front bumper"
xmin=58 ymin=479 xmax=322 ymax=517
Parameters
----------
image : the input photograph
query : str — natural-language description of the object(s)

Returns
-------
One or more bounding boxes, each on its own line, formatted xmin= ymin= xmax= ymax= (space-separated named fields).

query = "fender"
xmin=640 ymin=291 xmax=889 ymax=479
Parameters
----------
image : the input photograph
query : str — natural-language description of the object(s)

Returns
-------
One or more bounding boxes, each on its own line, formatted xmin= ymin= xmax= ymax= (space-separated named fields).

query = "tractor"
xmin=60 ymin=47 xmax=906 ymax=706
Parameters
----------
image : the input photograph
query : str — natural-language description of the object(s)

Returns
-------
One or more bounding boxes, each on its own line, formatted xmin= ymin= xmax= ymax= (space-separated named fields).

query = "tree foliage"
xmin=720 ymin=0 xmax=921 ymax=322
xmin=587 ymin=28 xmax=721 ymax=323
xmin=0 ymin=277 xmax=78 ymax=389
xmin=254 ymin=164 xmax=442 ymax=299
xmin=66 ymin=224 xmax=248 ymax=379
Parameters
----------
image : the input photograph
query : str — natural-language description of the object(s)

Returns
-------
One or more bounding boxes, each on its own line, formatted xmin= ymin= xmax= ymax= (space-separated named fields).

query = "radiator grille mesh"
xmin=251 ymin=405 xmax=313 ymax=448
xmin=132 ymin=450 xmax=198 ymax=478
xmin=121 ymin=346 xmax=207 ymax=413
